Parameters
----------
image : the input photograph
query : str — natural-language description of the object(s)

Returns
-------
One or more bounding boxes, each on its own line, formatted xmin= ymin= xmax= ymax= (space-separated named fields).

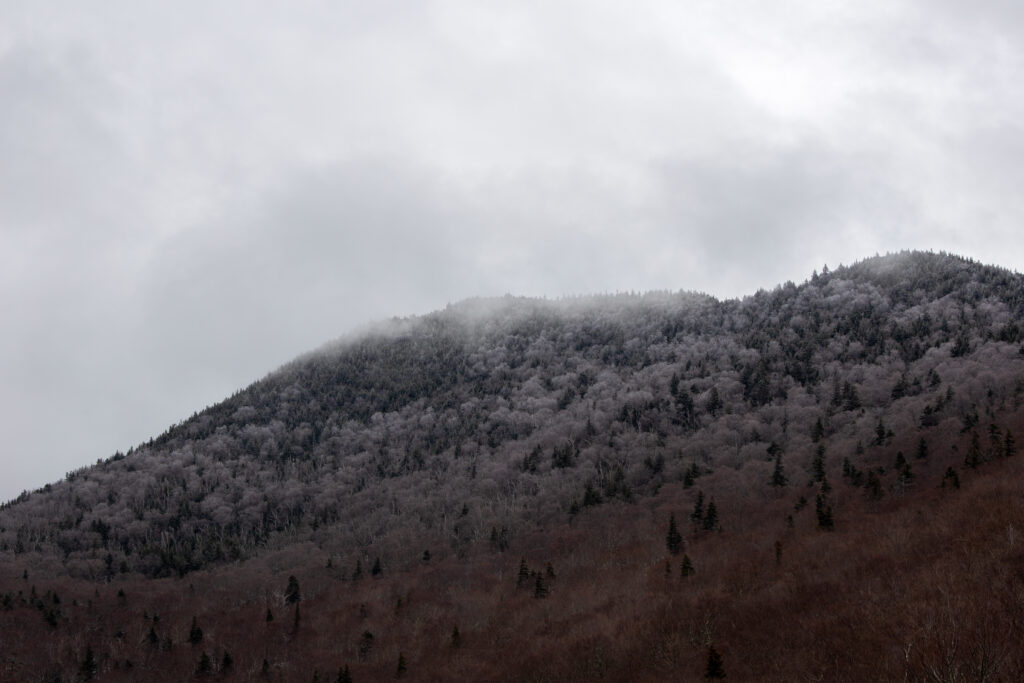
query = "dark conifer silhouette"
xmin=666 ymin=514 xmax=683 ymax=555
xmin=770 ymin=453 xmax=787 ymax=487
xmin=691 ymin=490 xmax=705 ymax=525
xmin=396 ymin=653 xmax=407 ymax=677
xmin=702 ymin=498 xmax=718 ymax=531
xmin=285 ymin=575 xmax=301 ymax=604
xmin=517 ymin=558 xmax=530 ymax=588
xmin=79 ymin=645 xmax=98 ymax=681
xmin=705 ymin=644 xmax=726 ymax=679
xmin=188 ymin=616 xmax=203 ymax=644
xmin=196 ymin=651 xmax=212 ymax=676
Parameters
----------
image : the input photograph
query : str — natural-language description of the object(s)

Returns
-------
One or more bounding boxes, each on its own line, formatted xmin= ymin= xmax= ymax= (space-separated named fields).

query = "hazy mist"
xmin=2 ymin=1 xmax=1023 ymax=500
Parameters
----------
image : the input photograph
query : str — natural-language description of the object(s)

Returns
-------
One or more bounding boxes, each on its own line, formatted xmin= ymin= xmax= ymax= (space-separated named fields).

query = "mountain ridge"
xmin=5 ymin=249 xmax=1024 ymax=680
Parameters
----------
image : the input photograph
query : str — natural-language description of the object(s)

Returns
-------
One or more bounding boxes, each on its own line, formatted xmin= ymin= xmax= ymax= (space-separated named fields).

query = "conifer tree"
xmin=916 ymin=437 xmax=929 ymax=460
xmin=285 ymin=575 xmax=301 ymax=604
xmin=517 ymin=558 xmax=530 ymax=588
xmin=534 ymin=574 xmax=549 ymax=598
xmin=702 ymin=498 xmax=718 ymax=531
xmin=396 ymin=653 xmax=407 ymax=677
xmin=358 ymin=631 xmax=374 ymax=660
xmin=842 ymin=381 xmax=861 ymax=410
xmin=371 ymin=557 xmax=382 ymax=577
xmin=770 ymin=453 xmax=787 ymax=487
xmin=196 ymin=651 xmax=211 ymax=676
xmin=965 ymin=431 xmax=982 ymax=469
xmin=451 ymin=625 xmax=461 ymax=649
xmin=666 ymin=514 xmax=683 ymax=555
xmin=79 ymin=645 xmax=98 ymax=681
xmin=1006 ymin=430 xmax=1016 ymax=458
xmin=680 ymin=554 xmax=695 ymax=577
xmin=875 ymin=419 xmax=886 ymax=445
xmin=942 ymin=467 xmax=961 ymax=489
xmin=811 ymin=446 xmax=826 ymax=483
xmin=706 ymin=387 xmax=722 ymax=416
xmin=705 ymin=645 xmax=726 ymax=679
xmin=337 ymin=664 xmax=352 ymax=683
xmin=691 ymin=491 xmax=705 ymax=525
xmin=189 ymin=616 xmax=203 ymax=644
xmin=811 ymin=417 xmax=825 ymax=442
xmin=815 ymin=494 xmax=834 ymax=531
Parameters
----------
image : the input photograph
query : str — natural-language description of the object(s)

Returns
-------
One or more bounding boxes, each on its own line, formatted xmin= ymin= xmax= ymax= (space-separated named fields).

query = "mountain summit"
xmin=3 ymin=250 xmax=1024 ymax=681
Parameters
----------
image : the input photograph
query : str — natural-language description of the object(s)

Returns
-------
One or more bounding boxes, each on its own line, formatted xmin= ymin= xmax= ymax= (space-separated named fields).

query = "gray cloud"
xmin=3 ymin=1 xmax=1024 ymax=499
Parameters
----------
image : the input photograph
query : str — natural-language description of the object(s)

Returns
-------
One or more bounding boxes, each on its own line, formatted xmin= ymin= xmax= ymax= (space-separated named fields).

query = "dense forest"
xmin=3 ymin=250 xmax=1024 ymax=681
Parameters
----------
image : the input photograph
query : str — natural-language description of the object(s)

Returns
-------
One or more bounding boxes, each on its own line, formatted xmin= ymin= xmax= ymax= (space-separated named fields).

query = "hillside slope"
xmin=3 ymin=251 xmax=1024 ymax=578
xmin=3 ymin=250 xmax=1024 ymax=680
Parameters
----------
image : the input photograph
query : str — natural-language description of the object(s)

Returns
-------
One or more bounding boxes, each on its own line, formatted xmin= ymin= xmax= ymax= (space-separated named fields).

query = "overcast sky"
xmin=2 ymin=1 xmax=1023 ymax=500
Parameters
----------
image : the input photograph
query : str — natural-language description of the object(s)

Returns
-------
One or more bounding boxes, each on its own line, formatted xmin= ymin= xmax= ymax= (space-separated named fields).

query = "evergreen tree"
xmin=680 ymin=554 xmax=695 ymax=577
xmin=683 ymin=463 xmax=700 ymax=488
xmin=706 ymin=387 xmax=722 ymax=416
xmin=358 ymin=632 xmax=374 ymax=660
xmin=811 ymin=446 xmax=825 ymax=482
xmin=666 ymin=514 xmax=683 ymax=555
xmin=396 ymin=653 xmax=407 ymax=677
xmin=702 ymin=498 xmax=718 ymax=531
xmin=79 ymin=645 xmax=98 ymax=681
xmin=705 ymin=645 xmax=726 ymax=679
xmin=691 ymin=491 xmax=705 ymax=525
xmin=517 ymin=558 xmax=530 ymax=588
xmin=285 ymin=575 xmax=301 ymax=604
xmin=189 ymin=616 xmax=204 ymax=644
xmin=811 ymin=417 xmax=825 ymax=442
xmin=371 ymin=557 xmax=382 ymax=576
xmin=941 ymin=467 xmax=961 ymax=489
xmin=196 ymin=652 xmax=212 ymax=676
xmin=1006 ymin=429 xmax=1017 ymax=458
xmin=221 ymin=651 xmax=233 ymax=672
xmin=965 ymin=431 xmax=982 ymax=469
xmin=352 ymin=560 xmax=363 ymax=581
xmin=451 ymin=625 xmax=461 ymax=649
xmin=815 ymin=494 xmax=834 ymax=531
xmin=337 ymin=665 xmax=352 ymax=683
xmin=842 ymin=380 xmax=860 ymax=409
xmin=770 ymin=453 xmax=787 ymax=487
xmin=875 ymin=419 xmax=886 ymax=445
xmin=266 ymin=608 xmax=274 ymax=622
xmin=534 ymin=574 xmax=549 ymax=599
xmin=916 ymin=437 xmax=929 ymax=460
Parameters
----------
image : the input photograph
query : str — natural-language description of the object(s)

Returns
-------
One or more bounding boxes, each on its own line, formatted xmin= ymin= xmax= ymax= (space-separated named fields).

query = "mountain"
xmin=3 ymin=250 xmax=1024 ymax=681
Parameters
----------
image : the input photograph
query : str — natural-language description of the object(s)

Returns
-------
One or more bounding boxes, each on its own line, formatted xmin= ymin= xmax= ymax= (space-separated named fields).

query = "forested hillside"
xmin=3 ymin=250 xmax=1024 ymax=681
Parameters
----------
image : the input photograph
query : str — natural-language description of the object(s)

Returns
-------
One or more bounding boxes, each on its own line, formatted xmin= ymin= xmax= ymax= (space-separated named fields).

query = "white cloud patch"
xmin=2 ymin=0 xmax=1024 ymax=498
